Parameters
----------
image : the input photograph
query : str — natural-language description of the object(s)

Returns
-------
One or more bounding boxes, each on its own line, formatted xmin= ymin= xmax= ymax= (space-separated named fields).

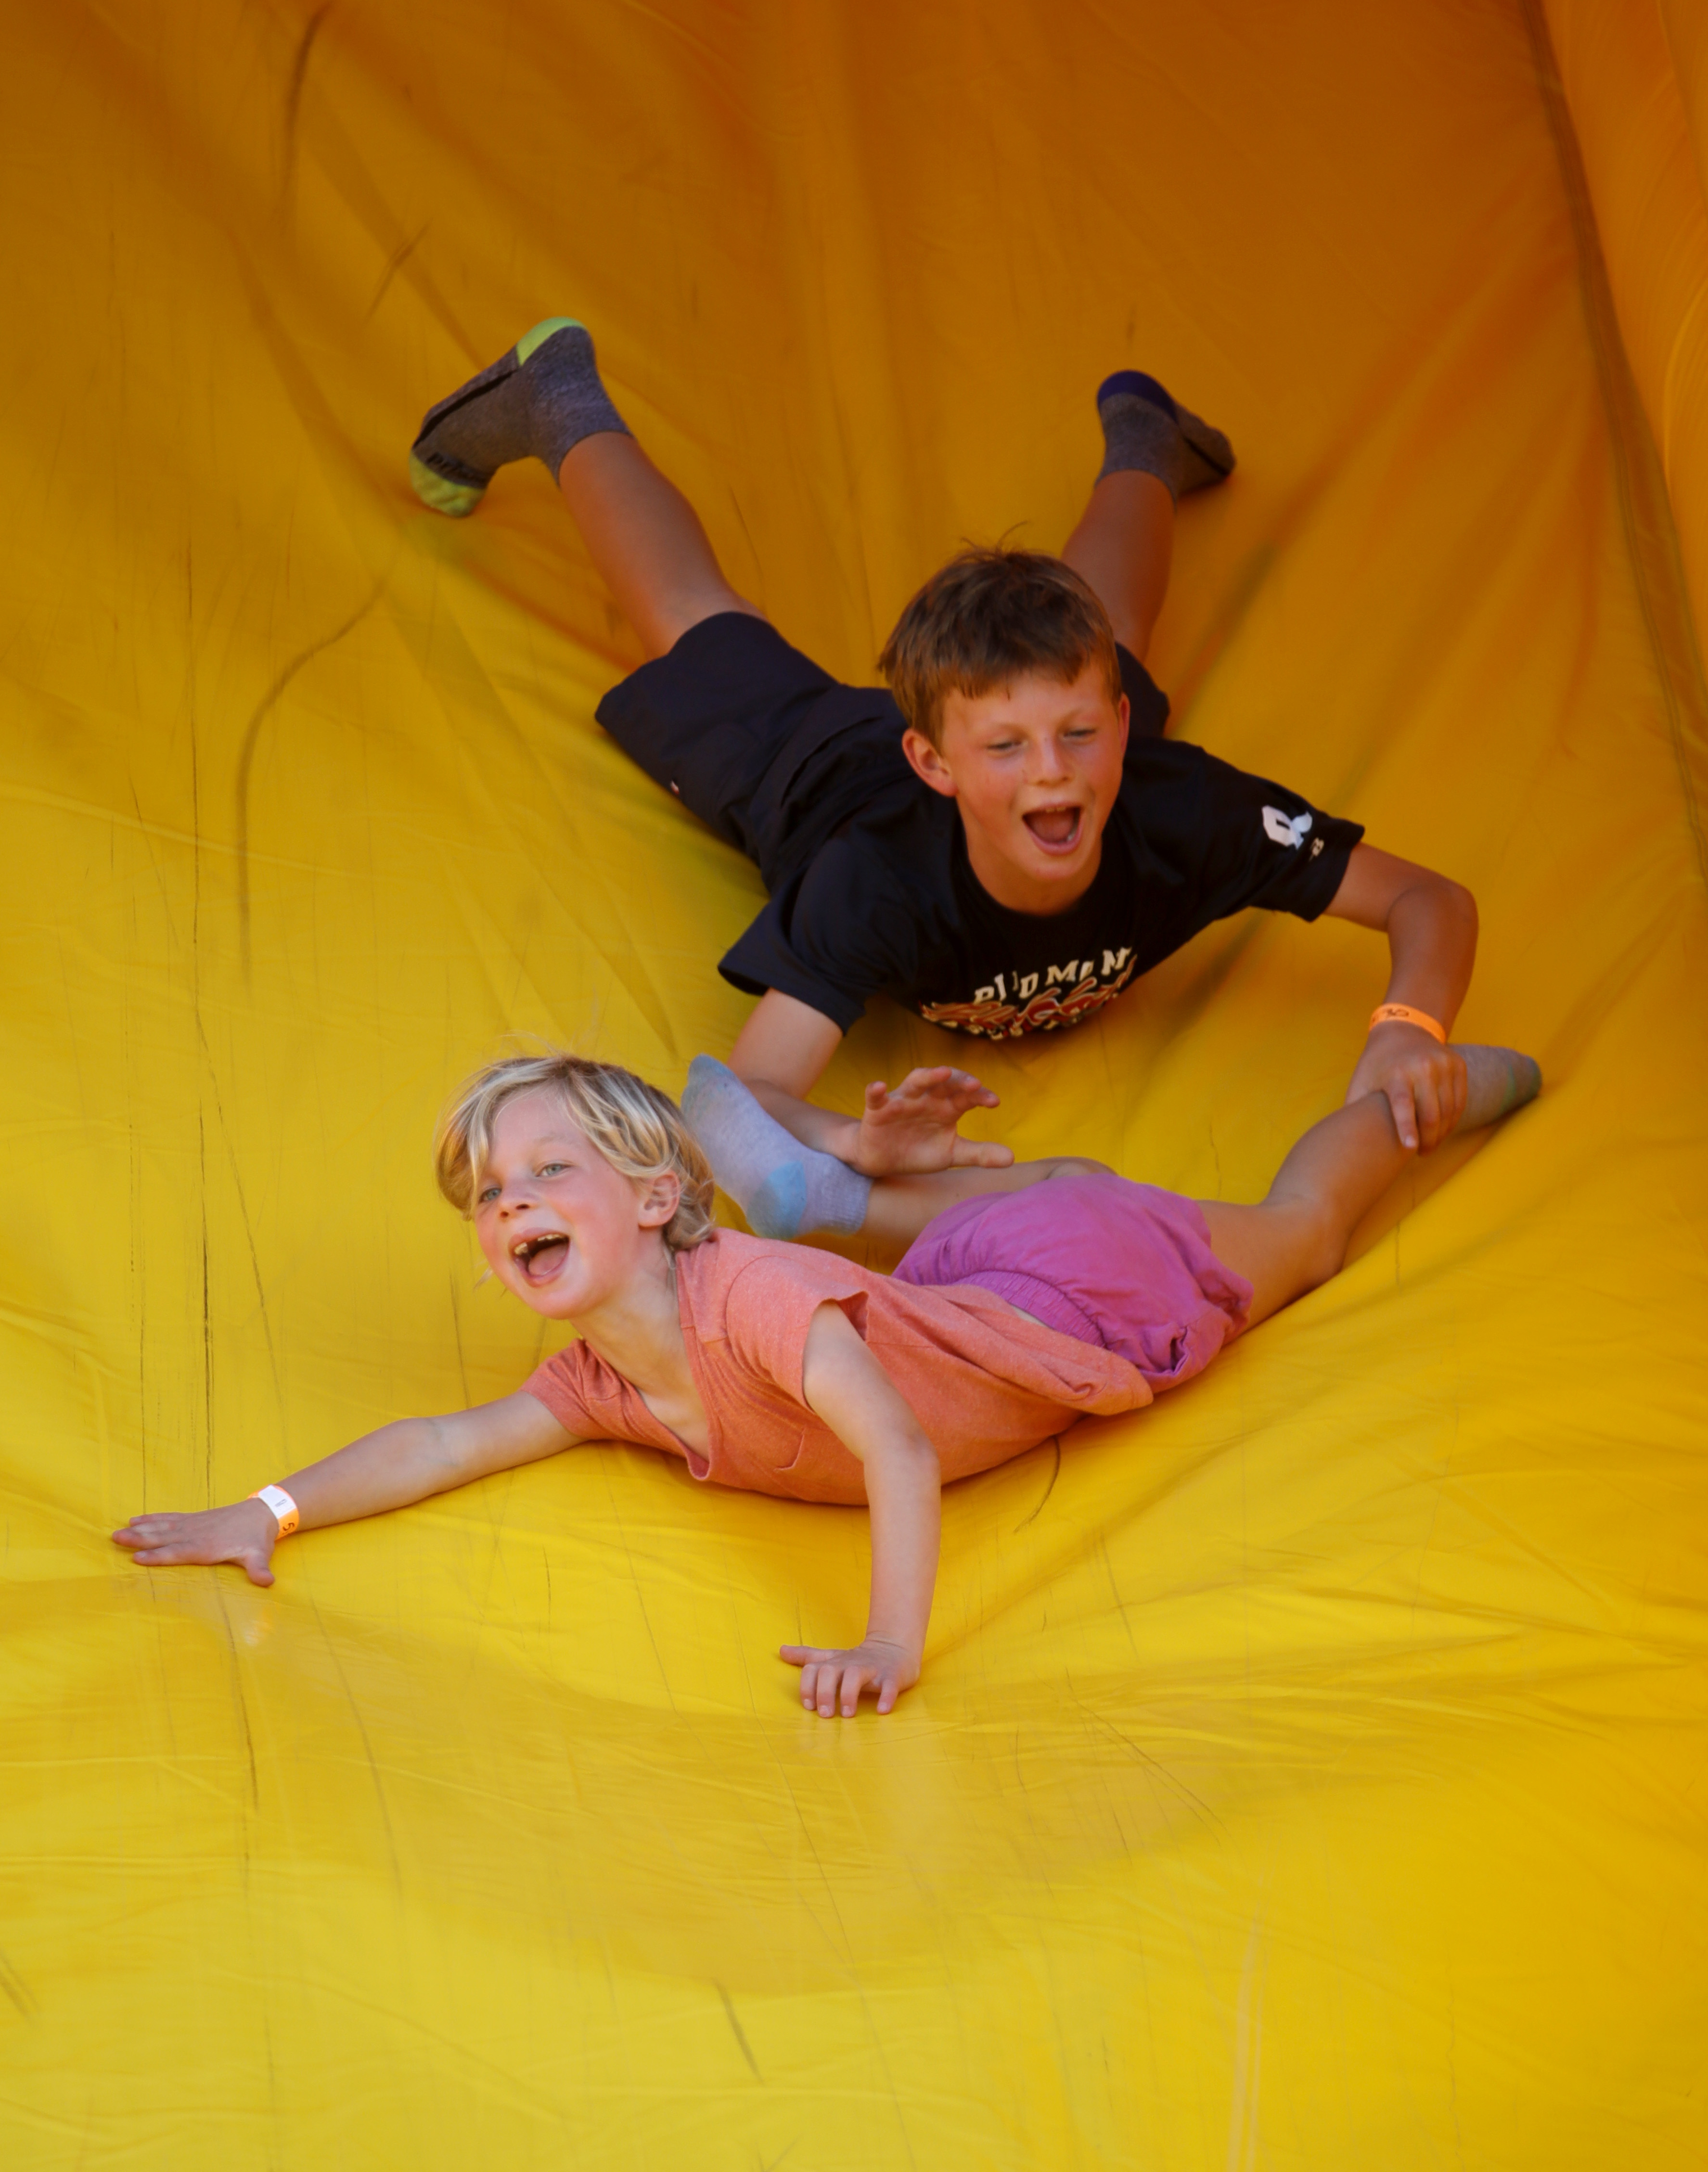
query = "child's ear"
xmin=902 ymin=727 xmax=958 ymax=797
xmin=636 ymin=1170 xmax=683 ymax=1230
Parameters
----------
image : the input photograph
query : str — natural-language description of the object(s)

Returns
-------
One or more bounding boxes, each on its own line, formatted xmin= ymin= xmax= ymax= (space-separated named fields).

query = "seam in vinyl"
xmin=1521 ymin=0 xmax=1708 ymax=898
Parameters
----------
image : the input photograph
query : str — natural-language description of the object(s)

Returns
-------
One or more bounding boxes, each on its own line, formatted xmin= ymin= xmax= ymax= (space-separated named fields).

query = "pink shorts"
xmin=894 ymin=1174 xmax=1253 ymax=1390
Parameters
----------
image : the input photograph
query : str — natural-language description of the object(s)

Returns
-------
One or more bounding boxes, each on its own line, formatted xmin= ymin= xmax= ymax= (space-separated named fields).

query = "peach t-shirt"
xmin=522 ymin=1229 xmax=1153 ymax=1504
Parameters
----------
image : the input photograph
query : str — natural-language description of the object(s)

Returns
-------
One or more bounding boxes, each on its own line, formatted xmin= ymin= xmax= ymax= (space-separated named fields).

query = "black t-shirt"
xmin=719 ymin=732 xmax=1363 ymax=1041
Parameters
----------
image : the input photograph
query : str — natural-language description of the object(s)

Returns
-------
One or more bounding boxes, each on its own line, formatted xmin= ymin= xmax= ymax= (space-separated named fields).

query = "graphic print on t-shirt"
xmin=919 ymin=946 xmax=1140 ymax=1039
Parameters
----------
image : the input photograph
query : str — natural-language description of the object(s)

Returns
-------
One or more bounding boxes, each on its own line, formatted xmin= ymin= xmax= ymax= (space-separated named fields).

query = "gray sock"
xmin=1095 ymin=369 xmax=1235 ymax=500
xmin=681 ymin=1056 xmax=872 ymax=1241
xmin=409 ymin=318 xmax=629 ymax=518
xmin=1452 ymin=1045 xmax=1542 ymax=1133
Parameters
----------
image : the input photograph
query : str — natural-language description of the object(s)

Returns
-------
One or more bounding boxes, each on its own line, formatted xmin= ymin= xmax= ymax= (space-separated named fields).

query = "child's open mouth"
xmin=1022 ymin=805 xmax=1084 ymax=852
xmin=511 ymin=1232 xmax=569 ymax=1283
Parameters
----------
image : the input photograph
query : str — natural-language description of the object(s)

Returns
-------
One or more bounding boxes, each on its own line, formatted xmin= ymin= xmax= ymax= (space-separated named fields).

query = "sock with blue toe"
xmin=1096 ymin=370 xmax=1235 ymax=500
xmin=410 ymin=318 xmax=630 ymax=517
xmin=681 ymin=1056 xmax=872 ymax=1241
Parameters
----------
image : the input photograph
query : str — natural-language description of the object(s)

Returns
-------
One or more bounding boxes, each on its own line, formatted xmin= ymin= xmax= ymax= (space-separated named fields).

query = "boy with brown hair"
xmin=409 ymin=321 xmax=1477 ymax=1239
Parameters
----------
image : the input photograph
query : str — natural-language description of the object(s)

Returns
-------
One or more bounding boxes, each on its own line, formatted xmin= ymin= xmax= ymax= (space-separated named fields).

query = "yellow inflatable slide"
xmin=5 ymin=1 xmax=1706 ymax=2163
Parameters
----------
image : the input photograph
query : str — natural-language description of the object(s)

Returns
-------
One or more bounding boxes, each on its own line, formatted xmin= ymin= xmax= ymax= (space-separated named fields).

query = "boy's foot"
xmin=1452 ymin=1045 xmax=1542 ymax=1134
xmin=1096 ymin=371 xmax=1234 ymax=500
xmin=409 ymin=319 xmax=630 ymax=517
xmin=681 ymin=1057 xmax=872 ymax=1241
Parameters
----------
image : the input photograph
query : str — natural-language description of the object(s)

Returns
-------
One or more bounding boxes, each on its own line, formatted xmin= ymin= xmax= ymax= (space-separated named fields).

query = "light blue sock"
xmin=681 ymin=1057 xmax=872 ymax=1240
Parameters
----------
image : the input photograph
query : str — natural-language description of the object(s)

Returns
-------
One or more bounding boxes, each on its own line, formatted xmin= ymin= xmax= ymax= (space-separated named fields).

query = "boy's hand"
xmin=1346 ymin=1022 xmax=1468 ymax=1152
xmin=780 ymin=1636 xmax=921 ymax=1717
xmin=111 ymin=1500 xmax=280 ymax=1587
xmin=852 ymin=1067 xmax=1014 ymax=1176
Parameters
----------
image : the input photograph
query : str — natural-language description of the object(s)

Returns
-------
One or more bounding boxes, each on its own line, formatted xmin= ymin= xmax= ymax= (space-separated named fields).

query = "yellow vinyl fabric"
xmin=5 ymin=2 xmax=1707 ymax=2165
xmin=1541 ymin=0 xmax=1708 ymax=733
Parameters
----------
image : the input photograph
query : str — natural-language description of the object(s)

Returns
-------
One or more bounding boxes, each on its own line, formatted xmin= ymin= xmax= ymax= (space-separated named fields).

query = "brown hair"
xmin=435 ymin=1053 xmax=717 ymax=1251
xmin=877 ymin=545 xmax=1123 ymax=749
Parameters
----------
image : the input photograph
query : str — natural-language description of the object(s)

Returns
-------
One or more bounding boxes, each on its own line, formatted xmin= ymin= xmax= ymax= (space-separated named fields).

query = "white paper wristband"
xmin=250 ymin=1483 xmax=300 ymax=1538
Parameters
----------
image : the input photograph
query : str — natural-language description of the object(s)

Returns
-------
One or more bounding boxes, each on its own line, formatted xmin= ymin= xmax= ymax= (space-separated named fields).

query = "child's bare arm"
xmin=1324 ymin=844 xmax=1479 ymax=1151
xmin=731 ymin=989 xmax=1011 ymax=1174
xmin=781 ymin=1301 xmax=941 ymax=1717
xmin=111 ymin=1392 xmax=577 ymax=1588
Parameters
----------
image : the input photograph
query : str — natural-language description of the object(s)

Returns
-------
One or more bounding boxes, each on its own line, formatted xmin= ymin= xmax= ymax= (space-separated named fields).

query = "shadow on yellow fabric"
xmin=3 ymin=2 xmax=1705 ymax=2164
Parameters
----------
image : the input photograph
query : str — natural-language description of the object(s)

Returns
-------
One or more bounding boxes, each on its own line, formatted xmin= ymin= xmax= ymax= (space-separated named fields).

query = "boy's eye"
xmin=476 ymin=1185 xmax=500 ymax=1206
xmin=539 ymin=1162 xmax=567 ymax=1177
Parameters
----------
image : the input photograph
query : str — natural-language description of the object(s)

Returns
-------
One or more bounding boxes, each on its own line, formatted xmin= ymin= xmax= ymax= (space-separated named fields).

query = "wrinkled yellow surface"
xmin=1544 ymin=0 xmax=1708 ymax=708
xmin=6 ymin=3 xmax=1708 ymax=2165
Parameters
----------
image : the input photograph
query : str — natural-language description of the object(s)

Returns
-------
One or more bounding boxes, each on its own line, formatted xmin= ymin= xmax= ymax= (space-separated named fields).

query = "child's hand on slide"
xmin=781 ymin=1636 xmax=921 ymax=1717
xmin=852 ymin=1067 xmax=1014 ymax=1176
xmin=111 ymin=1501 xmax=280 ymax=1587
xmin=1345 ymin=1023 xmax=1468 ymax=1152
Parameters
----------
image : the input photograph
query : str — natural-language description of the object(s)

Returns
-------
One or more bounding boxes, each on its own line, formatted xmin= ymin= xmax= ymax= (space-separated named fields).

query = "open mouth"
xmin=511 ymin=1231 xmax=569 ymax=1283
xmin=1022 ymin=805 xmax=1084 ymax=852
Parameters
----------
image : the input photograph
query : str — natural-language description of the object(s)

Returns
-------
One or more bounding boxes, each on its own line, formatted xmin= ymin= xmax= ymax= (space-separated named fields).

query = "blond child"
xmin=114 ymin=1044 xmax=1537 ymax=1717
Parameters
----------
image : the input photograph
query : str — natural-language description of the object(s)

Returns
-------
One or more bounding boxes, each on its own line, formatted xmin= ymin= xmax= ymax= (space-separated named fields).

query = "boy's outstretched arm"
xmin=730 ymin=989 xmax=1013 ymax=1174
xmin=782 ymin=1301 xmax=941 ymax=1717
xmin=1324 ymin=845 xmax=1479 ymax=1152
xmin=111 ymin=1394 xmax=576 ymax=1586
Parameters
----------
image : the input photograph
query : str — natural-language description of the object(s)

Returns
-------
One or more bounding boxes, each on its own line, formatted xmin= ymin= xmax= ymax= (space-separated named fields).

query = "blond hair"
xmin=435 ymin=1053 xmax=717 ymax=1251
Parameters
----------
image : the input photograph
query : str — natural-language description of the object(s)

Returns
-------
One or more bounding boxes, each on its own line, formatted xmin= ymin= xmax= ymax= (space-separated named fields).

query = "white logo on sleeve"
xmin=1262 ymin=806 xmax=1314 ymax=849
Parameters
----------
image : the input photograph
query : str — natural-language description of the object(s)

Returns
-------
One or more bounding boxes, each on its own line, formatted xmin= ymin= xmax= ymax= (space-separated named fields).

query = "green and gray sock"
xmin=409 ymin=318 xmax=630 ymax=518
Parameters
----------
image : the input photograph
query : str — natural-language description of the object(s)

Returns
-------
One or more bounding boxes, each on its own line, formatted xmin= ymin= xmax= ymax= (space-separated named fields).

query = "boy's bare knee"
xmin=1042 ymin=1155 xmax=1116 ymax=1182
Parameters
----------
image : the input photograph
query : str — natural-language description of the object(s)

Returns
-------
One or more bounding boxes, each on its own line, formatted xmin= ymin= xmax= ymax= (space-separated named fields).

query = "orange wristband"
xmin=250 ymin=1484 xmax=300 ymax=1538
xmin=1369 ymin=1003 xmax=1447 ymax=1043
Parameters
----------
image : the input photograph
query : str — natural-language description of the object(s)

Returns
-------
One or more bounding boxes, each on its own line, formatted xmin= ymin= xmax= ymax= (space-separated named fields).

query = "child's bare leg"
xmin=1062 ymin=373 xmax=1235 ymax=659
xmin=859 ymin=1156 xmax=1114 ymax=1251
xmin=1200 ymin=1045 xmax=1541 ymax=1325
xmin=1062 ymin=473 xmax=1175 ymax=659
xmin=1199 ymin=1093 xmax=1410 ymax=1326
xmin=557 ymin=434 xmax=765 ymax=660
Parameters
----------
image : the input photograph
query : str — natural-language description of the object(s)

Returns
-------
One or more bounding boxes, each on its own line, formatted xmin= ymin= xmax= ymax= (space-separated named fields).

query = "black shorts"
xmin=595 ymin=612 xmax=1171 ymax=893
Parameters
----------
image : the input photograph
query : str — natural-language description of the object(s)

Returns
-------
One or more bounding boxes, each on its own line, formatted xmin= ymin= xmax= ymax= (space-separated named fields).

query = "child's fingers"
xmin=1410 ymin=1067 xmax=1445 ymax=1150
xmin=112 ymin=1514 xmax=180 ymax=1543
xmin=779 ymin=1643 xmax=831 ymax=1668
xmin=779 ymin=1647 xmax=902 ymax=1718
xmin=1387 ymin=1078 xmax=1419 ymax=1152
xmin=945 ymin=1074 xmax=999 ymax=1110
xmin=1447 ymin=1051 xmax=1469 ymax=1129
xmin=126 ymin=1533 xmax=225 ymax=1566
xmin=781 ymin=1648 xmax=835 ymax=1712
xmin=112 ymin=1522 xmax=190 ymax=1554
xmin=950 ymin=1139 xmax=1015 ymax=1170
